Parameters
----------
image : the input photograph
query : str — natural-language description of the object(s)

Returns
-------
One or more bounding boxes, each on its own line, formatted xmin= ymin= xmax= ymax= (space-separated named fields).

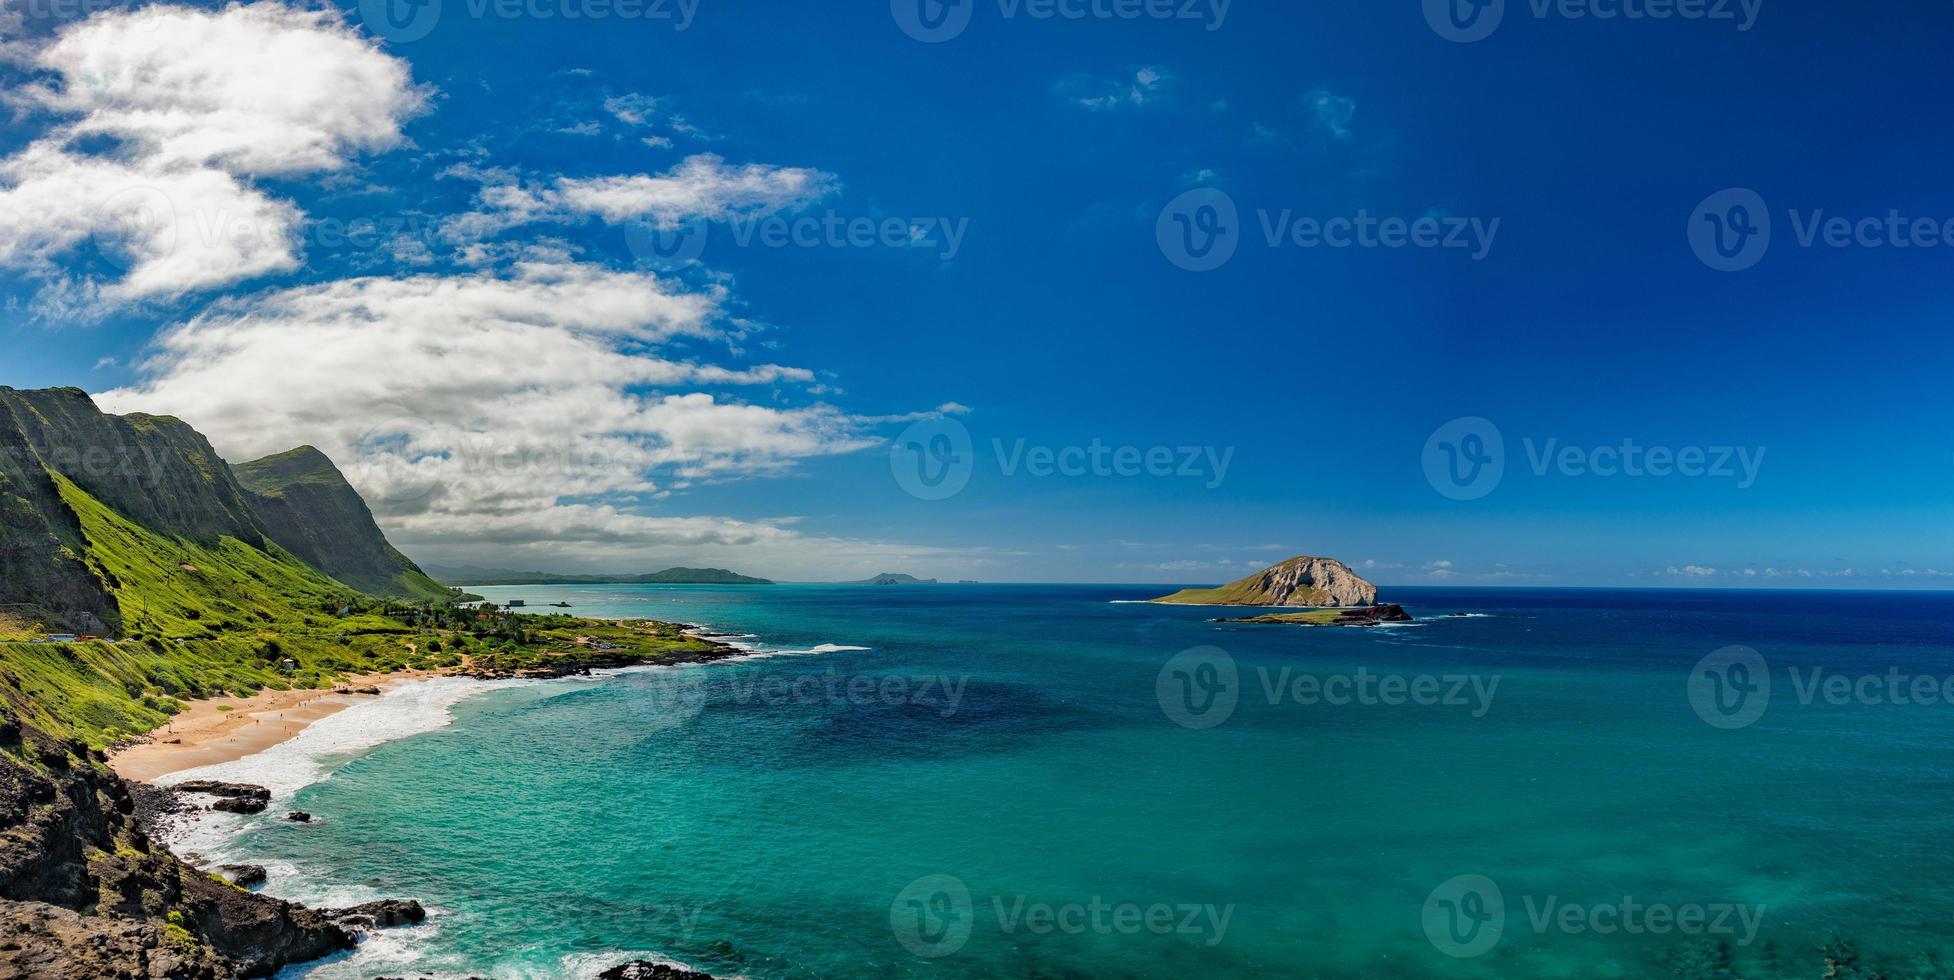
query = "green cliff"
xmin=232 ymin=446 xmax=453 ymax=601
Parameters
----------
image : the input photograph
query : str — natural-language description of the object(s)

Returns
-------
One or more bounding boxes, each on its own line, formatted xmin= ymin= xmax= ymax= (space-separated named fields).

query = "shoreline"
xmin=108 ymin=621 xmax=753 ymax=785
xmin=107 ymin=670 xmax=435 ymax=783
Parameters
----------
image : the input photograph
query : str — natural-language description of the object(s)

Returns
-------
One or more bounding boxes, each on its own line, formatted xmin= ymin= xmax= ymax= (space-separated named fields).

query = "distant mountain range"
xmin=429 ymin=566 xmax=774 ymax=586
xmin=846 ymin=573 xmax=938 ymax=585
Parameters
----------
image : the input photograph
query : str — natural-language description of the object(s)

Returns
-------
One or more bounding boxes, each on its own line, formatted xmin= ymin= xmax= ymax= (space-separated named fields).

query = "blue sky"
xmin=2 ymin=0 xmax=1951 ymax=585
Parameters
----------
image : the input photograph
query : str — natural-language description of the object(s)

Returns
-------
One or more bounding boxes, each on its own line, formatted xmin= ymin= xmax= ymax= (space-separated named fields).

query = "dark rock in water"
xmin=176 ymin=779 xmax=272 ymax=802
xmin=1219 ymin=603 xmax=1416 ymax=627
xmin=599 ymin=962 xmax=718 ymax=980
xmin=286 ymin=810 xmax=313 ymax=822
xmin=213 ymin=795 xmax=269 ymax=814
xmin=325 ymin=898 xmax=426 ymax=932
xmin=218 ymin=863 xmax=268 ymax=887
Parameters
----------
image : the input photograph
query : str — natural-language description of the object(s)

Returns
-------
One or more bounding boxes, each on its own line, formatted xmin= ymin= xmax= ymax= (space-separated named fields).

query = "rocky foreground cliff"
xmin=1152 ymin=556 xmax=1380 ymax=607
xmin=0 ymin=719 xmax=359 ymax=977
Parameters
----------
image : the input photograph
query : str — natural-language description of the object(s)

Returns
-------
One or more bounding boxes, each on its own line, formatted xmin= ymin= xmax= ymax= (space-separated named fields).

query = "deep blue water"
xmin=206 ymin=585 xmax=1954 ymax=979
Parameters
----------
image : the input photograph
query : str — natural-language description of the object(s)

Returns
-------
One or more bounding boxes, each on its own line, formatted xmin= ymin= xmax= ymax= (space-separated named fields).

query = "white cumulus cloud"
xmin=0 ymin=2 xmax=426 ymax=304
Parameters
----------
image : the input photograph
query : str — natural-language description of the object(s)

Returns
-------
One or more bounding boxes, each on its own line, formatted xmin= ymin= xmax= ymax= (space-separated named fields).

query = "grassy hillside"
xmin=232 ymin=446 xmax=455 ymax=602
xmin=1 ymin=476 xmax=727 ymax=748
xmin=0 ymin=390 xmax=728 ymax=750
xmin=0 ymin=388 xmax=267 ymax=547
xmin=0 ymin=398 xmax=119 ymax=633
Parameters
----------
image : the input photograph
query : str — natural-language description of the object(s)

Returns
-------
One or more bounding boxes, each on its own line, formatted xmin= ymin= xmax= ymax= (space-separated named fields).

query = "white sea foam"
xmin=160 ymin=677 xmax=514 ymax=798
xmin=156 ymin=677 xmax=522 ymax=873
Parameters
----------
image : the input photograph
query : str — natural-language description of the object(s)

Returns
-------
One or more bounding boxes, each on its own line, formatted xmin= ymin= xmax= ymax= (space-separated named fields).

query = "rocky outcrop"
xmin=323 ymin=899 xmax=425 ymax=933
xmin=175 ymin=781 xmax=271 ymax=815
xmin=1153 ymin=556 xmax=1380 ymax=607
xmin=0 ymin=900 xmax=234 ymax=979
xmin=0 ymin=724 xmax=386 ymax=978
xmin=216 ymin=865 xmax=267 ymax=888
xmin=598 ymin=962 xmax=719 ymax=980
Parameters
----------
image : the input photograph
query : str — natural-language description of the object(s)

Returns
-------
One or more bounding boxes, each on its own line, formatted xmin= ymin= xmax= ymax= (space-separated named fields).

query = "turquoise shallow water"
xmin=214 ymin=585 xmax=1954 ymax=978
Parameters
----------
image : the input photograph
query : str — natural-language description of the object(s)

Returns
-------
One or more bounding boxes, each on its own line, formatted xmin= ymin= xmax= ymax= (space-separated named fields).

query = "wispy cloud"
xmin=1058 ymin=66 xmax=1175 ymax=110
xmin=1304 ymin=87 xmax=1356 ymax=139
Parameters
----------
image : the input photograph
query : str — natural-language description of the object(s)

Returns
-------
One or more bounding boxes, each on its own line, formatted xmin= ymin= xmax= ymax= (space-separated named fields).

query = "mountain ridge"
xmin=428 ymin=566 xmax=773 ymax=586
xmin=232 ymin=446 xmax=453 ymax=601
xmin=0 ymin=388 xmax=450 ymax=632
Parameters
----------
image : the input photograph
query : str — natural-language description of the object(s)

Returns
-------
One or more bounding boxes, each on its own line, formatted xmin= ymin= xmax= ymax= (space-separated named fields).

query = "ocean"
xmin=159 ymin=585 xmax=1954 ymax=979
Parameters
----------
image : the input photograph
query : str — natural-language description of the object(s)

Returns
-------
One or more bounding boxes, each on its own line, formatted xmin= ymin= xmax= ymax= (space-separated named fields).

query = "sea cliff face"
xmin=0 ymin=387 xmax=454 ymax=632
xmin=1152 ymin=556 xmax=1379 ymax=607
xmin=232 ymin=446 xmax=452 ymax=602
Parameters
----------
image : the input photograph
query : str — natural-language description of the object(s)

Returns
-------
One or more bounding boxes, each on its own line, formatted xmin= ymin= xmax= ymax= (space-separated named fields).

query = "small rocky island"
xmin=1153 ymin=556 xmax=1413 ymax=627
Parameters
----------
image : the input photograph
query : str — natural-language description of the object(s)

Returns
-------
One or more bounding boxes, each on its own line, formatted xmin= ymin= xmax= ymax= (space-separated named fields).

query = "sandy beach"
xmin=109 ymin=671 xmax=432 ymax=783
